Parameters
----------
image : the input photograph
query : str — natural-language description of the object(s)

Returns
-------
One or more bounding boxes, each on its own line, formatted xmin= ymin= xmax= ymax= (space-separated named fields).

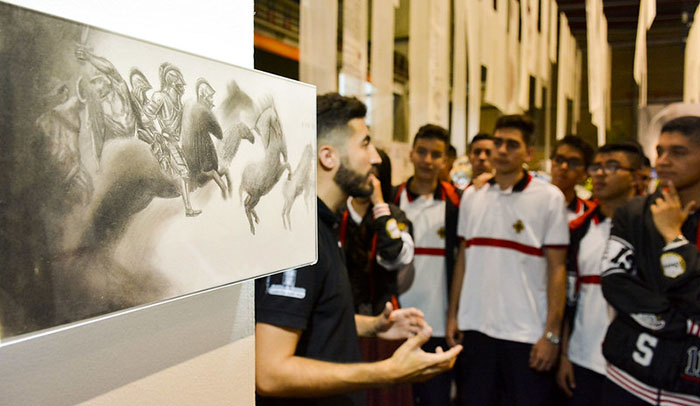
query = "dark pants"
xmin=359 ymin=337 xmax=413 ymax=406
xmin=457 ymin=331 xmax=555 ymax=406
xmin=556 ymin=363 xmax=605 ymax=406
xmin=601 ymin=378 xmax=654 ymax=406
xmin=413 ymin=336 xmax=454 ymax=406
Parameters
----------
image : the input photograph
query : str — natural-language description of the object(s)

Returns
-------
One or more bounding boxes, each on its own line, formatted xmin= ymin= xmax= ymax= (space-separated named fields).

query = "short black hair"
xmin=552 ymin=135 xmax=595 ymax=167
xmin=661 ymin=116 xmax=700 ymax=143
xmin=413 ymin=124 xmax=449 ymax=148
xmin=316 ymin=93 xmax=367 ymax=143
xmin=447 ymin=144 xmax=457 ymax=159
xmin=642 ymin=156 xmax=651 ymax=168
xmin=493 ymin=115 xmax=535 ymax=145
xmin=597 ymin=142 xmax=644 ymax=170
xmin=469 ymin=133 xmax=493 ymax=153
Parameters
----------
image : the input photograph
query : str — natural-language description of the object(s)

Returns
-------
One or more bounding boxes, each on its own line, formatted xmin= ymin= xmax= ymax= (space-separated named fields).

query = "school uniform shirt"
xmin=567 ymin=194 xmax=592 ymax=222
xmin=566 ymin=205 xmax=613 ymax=375
xmin=397 ymin=181 xmax=459 ymax=337
xmin=457 ymin=170 xmax=569 ymax=344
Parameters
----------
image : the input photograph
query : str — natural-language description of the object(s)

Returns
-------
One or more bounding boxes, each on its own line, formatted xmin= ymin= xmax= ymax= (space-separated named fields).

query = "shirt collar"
xmin=567 ymin=193 xmax=581 ymax=213
xmin=405 ymin=177 xmax=443 ymax=202
xmin=487 ymin=169 xmax=532 ymax=193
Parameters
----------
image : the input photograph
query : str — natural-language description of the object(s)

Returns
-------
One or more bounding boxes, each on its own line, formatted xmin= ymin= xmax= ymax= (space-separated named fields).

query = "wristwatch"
xmin=545 ymin=331 xmax=561 ymax=345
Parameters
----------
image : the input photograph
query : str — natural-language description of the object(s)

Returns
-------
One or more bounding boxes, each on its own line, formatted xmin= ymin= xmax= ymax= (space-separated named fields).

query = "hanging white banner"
xmin=370 ymin=0 xmax=397 ymax=144
xmin=409 ymin=0 xmax=450 ymax=138
xmin=684 ymin=4 xmax=700 ymax=103
xmin=299 ymin=0 xmax=338 ymax=94
xmin=340 ymin=0 xmax=368 ymax=99
xmin=451 ymin=0 xmax=467 ymax=153
xmin=634 ymin=0 xmax=656 ymax=107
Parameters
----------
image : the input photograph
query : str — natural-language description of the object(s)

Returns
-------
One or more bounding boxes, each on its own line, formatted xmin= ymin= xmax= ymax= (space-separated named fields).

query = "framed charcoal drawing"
xmin=0 ymin=1 xmax=317 ymax=343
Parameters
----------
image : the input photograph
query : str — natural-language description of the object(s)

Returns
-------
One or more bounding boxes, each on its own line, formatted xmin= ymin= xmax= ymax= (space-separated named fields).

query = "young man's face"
xmin=550 ymin=144 xmax=587 ymax=196
xmin=468 ymin=139 xmax=494 ymax=178
xmin=589 ymin=151 xmax=636 ymax=201
xmin=334 ymin=118 xmax=382 ymax=197
xmin=492 ymin=128 xmax=531 ymax=175
xmin=410 ymin=138 xmax=446 ymax=183
xmin=655 ymin=131 xmax=700 ymax=190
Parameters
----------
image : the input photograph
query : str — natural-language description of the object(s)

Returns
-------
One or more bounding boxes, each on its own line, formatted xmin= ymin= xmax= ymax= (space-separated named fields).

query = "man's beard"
xmin=334 ymin=162 xmax=373 ymax=198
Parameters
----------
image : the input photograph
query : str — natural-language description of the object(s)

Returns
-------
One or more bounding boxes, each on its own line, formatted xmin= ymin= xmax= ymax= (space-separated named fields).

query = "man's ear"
xmin=318 ymin=144 xmax=338 ymax=171
xmin=525 ymin=146 xmax=535 ymax=163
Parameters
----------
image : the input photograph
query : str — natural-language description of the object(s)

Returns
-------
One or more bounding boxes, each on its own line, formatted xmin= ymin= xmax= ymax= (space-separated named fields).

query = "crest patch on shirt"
xmin=512 ymin=220 xmax=525 ymax=233
xmin=631 ymin=313 xmax=666 ymax=330
xmin=660 ymin=253 xmax=686 ymax=279
xmin=267 ymin=269 xmax=306 ymax=299
xmin=437 ymin=226 xmax=446 ymax=239
xmin=385 ymin=218 xmax=401 ymax=239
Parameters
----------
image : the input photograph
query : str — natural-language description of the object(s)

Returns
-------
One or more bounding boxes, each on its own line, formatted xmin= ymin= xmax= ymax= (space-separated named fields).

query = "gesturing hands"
xmin=651 ymin=181 xmax=697 ymax=244
xmin=387 ymin=326 xmax=463 ymax=383
xmin=374 ymin=302 xmax=429 ymax=340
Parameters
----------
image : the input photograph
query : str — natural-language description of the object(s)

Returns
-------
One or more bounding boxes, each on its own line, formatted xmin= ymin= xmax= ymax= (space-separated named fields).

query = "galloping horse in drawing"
xmin=281 ymin=143 xmax=314 ymax=230
xmin=239 ymin=98 xmax=292 ymax=235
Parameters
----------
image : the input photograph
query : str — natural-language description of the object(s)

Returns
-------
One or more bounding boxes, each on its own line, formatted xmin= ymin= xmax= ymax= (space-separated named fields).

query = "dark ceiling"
xmin=558 ymin=0 xmax=699 ymax=48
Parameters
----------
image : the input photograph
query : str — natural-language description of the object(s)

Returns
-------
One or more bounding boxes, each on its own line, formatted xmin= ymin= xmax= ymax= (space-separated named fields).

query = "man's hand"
xmin=556 ymin=355 xmax=576 ymax=397
xmin=472 ymin=172 xmax=494 ymax=189
xmin=651 ymin=181 xmax=696 ymax=243
xmin=529 ymin=337 xmax=558 ymax=372
xmin=445 ymin=315 xmax=463 ymax=347
xmin=386 ymin=329 xmax=463 ymax=383
xmin=369 ymin=174 xmax=385 ymax=206
xmin=375 ymin=302 xmax=428 ymax=340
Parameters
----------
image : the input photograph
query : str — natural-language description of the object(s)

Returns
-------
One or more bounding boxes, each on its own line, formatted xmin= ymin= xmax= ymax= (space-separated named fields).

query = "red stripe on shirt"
xmin=415 ymin=247 xmax=446 ymax=256
xmin=579 ymin=275 xmax=601 ymax=285
xmin=465 ymin=238 xmax=544 ymax=257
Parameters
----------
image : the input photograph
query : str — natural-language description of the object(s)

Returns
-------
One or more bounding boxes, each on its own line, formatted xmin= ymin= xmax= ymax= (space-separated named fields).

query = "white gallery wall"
xmin=0 ymin=0 xmax=257 ymax=405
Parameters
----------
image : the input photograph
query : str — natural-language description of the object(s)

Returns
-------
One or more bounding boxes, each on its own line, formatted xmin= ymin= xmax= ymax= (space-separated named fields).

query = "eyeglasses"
xmin=587 ymin=162 xmax=635 ymax=176
xmin=552 ymin=155 xmax=585 ymax=170
xmin=492 ymin=137 xmax=522 ymax=151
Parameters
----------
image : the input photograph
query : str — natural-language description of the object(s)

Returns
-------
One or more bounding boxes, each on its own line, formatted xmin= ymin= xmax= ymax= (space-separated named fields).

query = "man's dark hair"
xmin=552 ymin=135 xmax=595 ymax=167
xmin=493 ymin=115 xmax=536 ymax=146
xmin=642 ymin=156 xmax=651 ymax=168
xmin=413 ymin=124 xmax=449 ymax=148
xmin=447 ymin=144 xmax=457 ymax=159
xmin=597 ymin=142 xmax=644 ymax=170
xmin=661 ymin=116 xmax=700 ymax=143
xmin=316 ymin=93 xmax=367 ymax=144
xmin=469 ymin=133 xmax=493 ymax=152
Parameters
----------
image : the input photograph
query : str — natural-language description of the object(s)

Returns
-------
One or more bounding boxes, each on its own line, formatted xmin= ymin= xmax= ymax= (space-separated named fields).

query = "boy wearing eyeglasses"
xmin=550 ymin=136 xmax=595 ymax=221
xmin=556 ymin=143 xmax=640 ymax=405
xmin=599 ymin=116 xmax=700 ymax=405
xmin=446 ymin=115 xmax=569 ymax=405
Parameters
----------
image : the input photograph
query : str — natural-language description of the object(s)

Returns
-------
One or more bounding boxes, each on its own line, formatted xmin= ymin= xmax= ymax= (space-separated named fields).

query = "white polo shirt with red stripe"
xmin=457 ymin=171 xmax=569 ymax=344
xmin=397 ymin=184 xmax=450 ymax=337
xmin=567 ymin=214 xmax=612 ymax=375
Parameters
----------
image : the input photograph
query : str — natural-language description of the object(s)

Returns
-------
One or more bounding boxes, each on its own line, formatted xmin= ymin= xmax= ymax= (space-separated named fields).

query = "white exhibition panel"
xmin=0 ymin=1 xmax=275 ymax=405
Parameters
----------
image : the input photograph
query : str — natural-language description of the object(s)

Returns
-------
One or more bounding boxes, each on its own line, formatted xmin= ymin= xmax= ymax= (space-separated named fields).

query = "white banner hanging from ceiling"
xmin=340 ymin=0 xmax=368 ymax=99
xmin=409 ymin=0 xmax=450 ymax=138
xmin=299 ymin=0 xmax=338 ymax=94
xmin=684 ymin=3 xmax=700 ymax=103
xmin=634 ymin=0 xmax=656 ymax=107
xmin=370 ymin=0 xmax=397 ymax=144
xmin=451 ymin=0 xmax=467 ymax=153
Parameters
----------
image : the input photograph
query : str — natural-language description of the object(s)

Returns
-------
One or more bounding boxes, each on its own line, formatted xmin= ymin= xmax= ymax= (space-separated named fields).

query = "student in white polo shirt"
xmin=550 ymin=135 xmax=595 ymax=222
xmin=556 ymin=143 xmax=640 ymax=405
xmin=393 ymin=124 xmax=462 ymax=406
xmin=446 ymin=115 xmax=569 ymax=406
